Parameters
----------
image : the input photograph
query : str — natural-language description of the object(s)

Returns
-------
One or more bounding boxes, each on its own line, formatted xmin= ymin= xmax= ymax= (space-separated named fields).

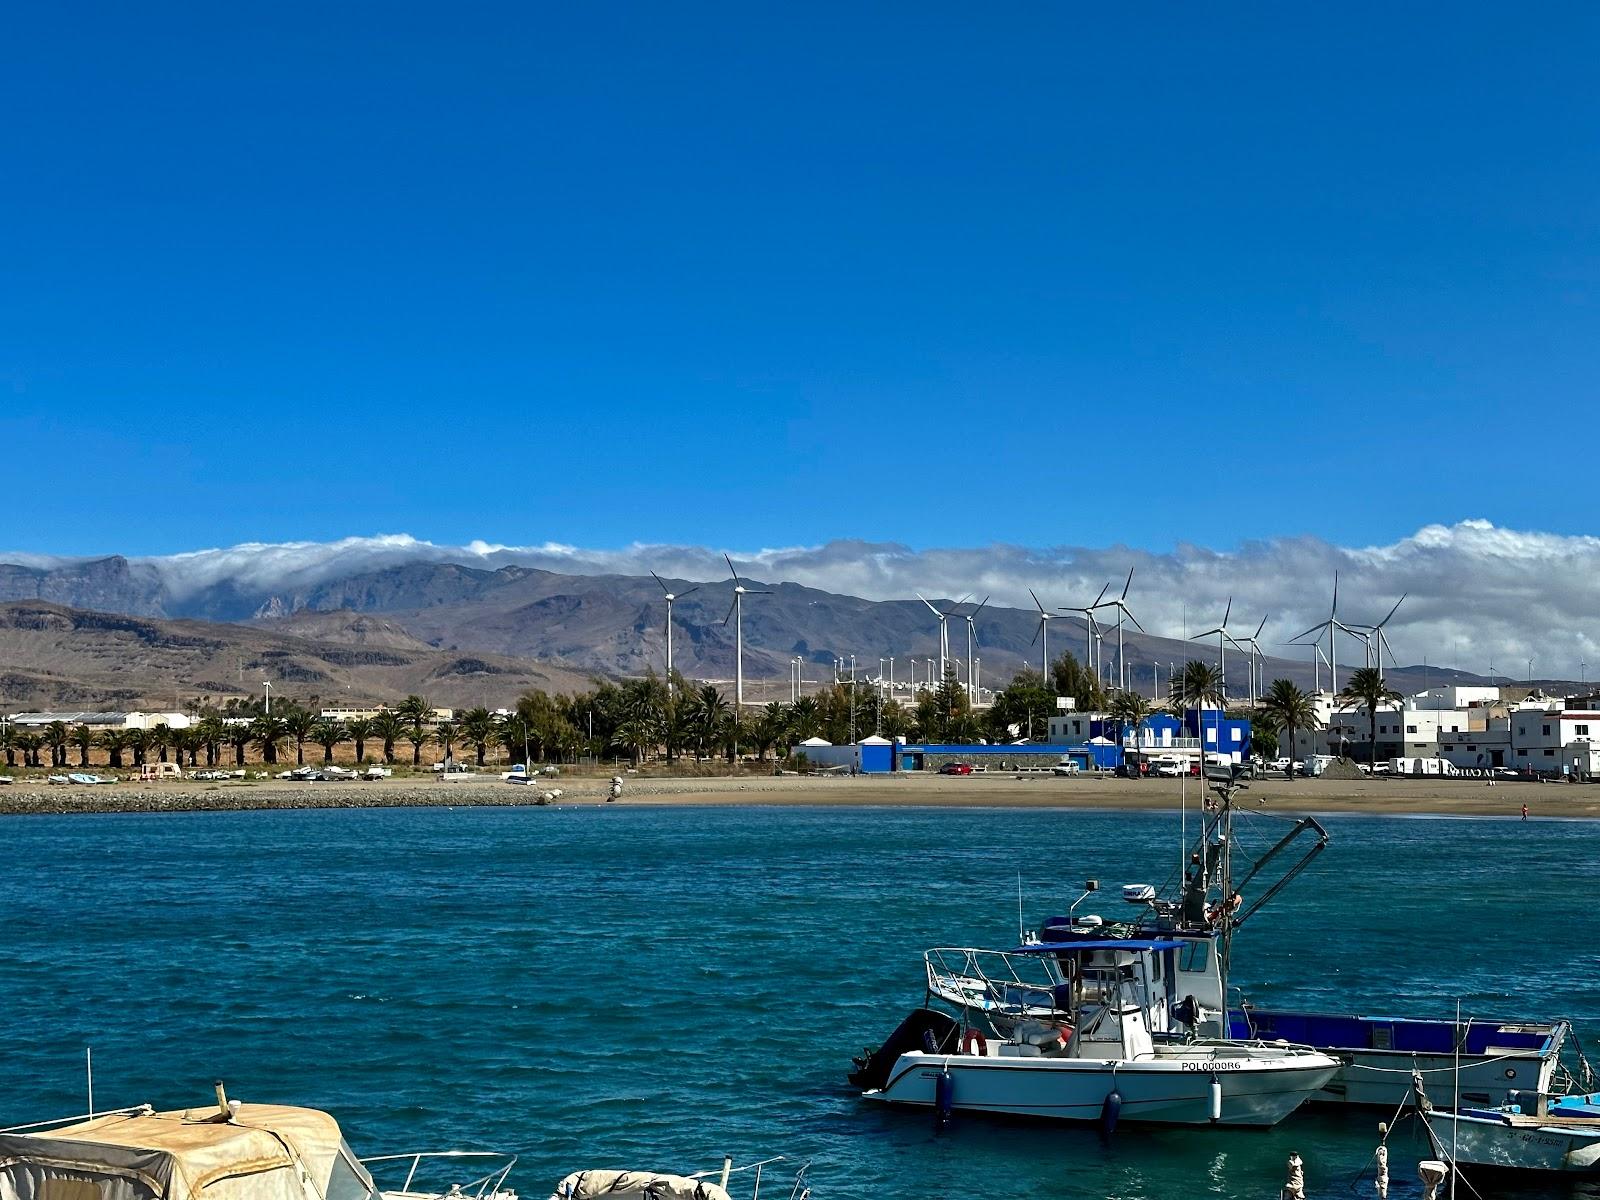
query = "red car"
xmin=938 ymin=762 xmax=974 ymax=775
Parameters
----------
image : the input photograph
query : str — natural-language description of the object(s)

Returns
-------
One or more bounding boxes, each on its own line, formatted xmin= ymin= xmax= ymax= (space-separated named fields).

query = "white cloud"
xmin=5 ymin=521 xmax=1597 ymax=679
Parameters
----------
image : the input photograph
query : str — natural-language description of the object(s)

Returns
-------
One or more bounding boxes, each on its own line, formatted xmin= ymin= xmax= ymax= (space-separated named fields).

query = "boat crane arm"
xmin=1227 ymin=816 xmax=1328 ymax=929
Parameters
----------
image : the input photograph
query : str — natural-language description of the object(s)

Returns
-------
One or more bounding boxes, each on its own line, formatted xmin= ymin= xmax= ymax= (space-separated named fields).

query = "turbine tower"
xmin=1290 ymin=574 xmax=1346 ymax=694
xmin=1098 ymin=568 xmax=1145 ymax=693
xmin=961 ymin=596 xmax=990 ymax=697
xmin=1237 ymin=614 xmax=1268 ymax=707
xmin=1351 ymin=594 xmax=1407 ymax=684
xmin=1059 ymin=582 xmax=1109 ymax=683
xmin=721 ymin=554 xmax=771 ymax=707
xmin=1190 ymin=597 xmax=1240 ymax=702
xmin=917 ymin=593 xmax=969 ymax=685
xmin=650 ymin=571 xmax=698 ymax=694
xmin=1029 ymin=588 xmax=1058 ymax=681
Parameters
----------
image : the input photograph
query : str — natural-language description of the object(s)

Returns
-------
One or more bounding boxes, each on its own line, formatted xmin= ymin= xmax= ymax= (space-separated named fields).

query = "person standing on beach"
xmin=1521 ymin=802 xmax=1529 ymax=820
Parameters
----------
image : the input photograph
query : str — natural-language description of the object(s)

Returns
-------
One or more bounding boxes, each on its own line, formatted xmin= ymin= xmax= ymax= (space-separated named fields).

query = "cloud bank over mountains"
xmin=6 ymin=520 xmax=1597 ymax=680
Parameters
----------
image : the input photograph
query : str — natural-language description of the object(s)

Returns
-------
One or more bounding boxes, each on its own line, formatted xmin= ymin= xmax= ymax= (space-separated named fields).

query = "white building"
xmin=1438 ymin=716 xmax=1513 ymax=770
xmin=1507 ymin=703 xmax=1600 ymax=773
xmin=8 ymin=710 xmax=192 ymax=731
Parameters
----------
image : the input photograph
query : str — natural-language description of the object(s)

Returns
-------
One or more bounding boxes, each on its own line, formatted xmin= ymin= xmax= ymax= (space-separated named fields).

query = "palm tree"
xmin=252 ymin=713 xmax=288 ymax=765
xmin=1169 ymin=660 xmax=1224 ymax=713
xmin=345 ymin=717 xmax=374 ymax=764
xmin=1336 ymin=666 xmax=1404 ymax=764
xmin=98 ymin=729 xmax=126 ymax=769
xmin=284 ymin=709 xmax=317 ymax=765
xmin=124 ymin=728 xmax=149 ymax=767
xmin=72 ymin=723 xmax=94 ymax=768
xmin=458 ymin=707 xmax=496 ymax=766
xmin=173 ymin=727 xmax=199 ymax=767
xmin=15 ymin=732 xmax=43 ymax=768
xmin=0 ymin=718 xmax=15 ymax=768
xmin=196 ymin=716 xmax=226 ymax=767
xmin=371 ymin=710 xmax=406 ymax=764
xmin=1107 ymin=690 xmax=1153 ymax=746
xmin=1260 ymin=679 xmax=1321 ymax=777
xmin=312 ymin=718 xmax=346 ymax=764
xmin=695 ymin=685 xmax=729 ymax=759
xmin=149 ymin=723 xmax=173 ymax=764
xmin=45 ymin=720 xmax=70 ymax=768
xmin=405 ymin=719 xmax=427 ymax=767
xmin=229 ymin=722 xmax=253 ymax=767
xmin=396 ymin=695 xmax=433 ymax=726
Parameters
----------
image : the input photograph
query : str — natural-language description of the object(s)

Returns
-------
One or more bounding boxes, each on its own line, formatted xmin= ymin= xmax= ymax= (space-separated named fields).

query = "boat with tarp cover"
xmin=0 ymin=1087 xmax=516 ymax=1200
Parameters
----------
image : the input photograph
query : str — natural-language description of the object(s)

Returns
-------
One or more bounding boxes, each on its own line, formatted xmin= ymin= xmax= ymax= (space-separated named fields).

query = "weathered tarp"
xmin=547 ymin=1171 xmax=732 ymax=1200
xmin=0 ymin=1105 xmax=370 ymax=1200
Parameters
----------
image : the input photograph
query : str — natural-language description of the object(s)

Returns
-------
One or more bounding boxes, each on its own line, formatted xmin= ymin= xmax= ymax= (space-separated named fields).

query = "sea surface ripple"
xmin=1 ymin=804 xmax=1596 ymax=1199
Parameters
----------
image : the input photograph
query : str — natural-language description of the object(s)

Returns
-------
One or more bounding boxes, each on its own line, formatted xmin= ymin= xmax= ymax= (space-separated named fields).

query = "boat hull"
xmin=1423 ymin=1112 xmax=1600 ymax=1173
xmin=865 ymin=1050 xmax=1339 ymax=1127
xmin=1231 ymin=1009 xmax=1564 ymax=1108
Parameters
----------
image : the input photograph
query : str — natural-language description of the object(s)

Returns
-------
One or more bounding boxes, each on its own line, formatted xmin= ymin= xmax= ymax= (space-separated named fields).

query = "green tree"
xmin=229 ymin=722 xmax=253 ymax=767
xmin=284 ymin=709 xmax=317 ymax=766
xmin=1335 ymin=666 xmax=1404 ymax=764
xmin=252 ymin=713 xmax=287 ymax=765
xmin=1259 ymin=679 xmax=1320 ymax=777
xmin=433 ymin=720 xmax=458 ymax=765
xmin=149 ymin=722 xmax=172 ymax=764
xmin=1170 ymin=660 xmax=1224 ymax=713
xmin=98 ymin=729 xmax=126 ymax=769
xmin=15 ymin=732 xmax=43 ymax=768
xmin=1107 ymin=690 xmax=1153 ymax=743
xmin=196 ymin=716 xmax=226 ymax=767
xmin=396 ymin=695 xmax=433 ymax=725
xmin=1050 ymin=651 xmax=1106 ymax=714
xmin=0 ymin=718 xmax=15 ymax=768
xmin=986 ymin=669 xmax=1054 ymax=741
xmin=45 ymin=720 xmax=70 ymax=768
xmin=371 ymin=710 xmax=406 ymax=764
xmin=345 ymin=717 xmax=373 ymax=764
xmin=458 ymin=708 xmax=496 ymax=767
xmin=312 ymin=718 xmax=346 ymax=764
xmin=72 ymin=723 xmax=94 ymax=768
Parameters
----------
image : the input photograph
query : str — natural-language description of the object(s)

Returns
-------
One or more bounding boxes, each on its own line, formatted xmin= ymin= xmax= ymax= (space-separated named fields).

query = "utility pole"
xmin=263 ymin=681 xmax=272 ymax=715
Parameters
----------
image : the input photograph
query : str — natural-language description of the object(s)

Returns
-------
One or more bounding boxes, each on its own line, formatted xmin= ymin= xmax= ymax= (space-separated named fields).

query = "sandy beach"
xmin=0 ymin=771 xmax=1593 ymax=818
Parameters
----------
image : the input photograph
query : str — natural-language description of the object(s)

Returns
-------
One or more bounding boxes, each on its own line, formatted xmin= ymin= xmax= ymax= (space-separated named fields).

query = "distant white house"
xmin=8 ymin=710 xmax=192 ymax=731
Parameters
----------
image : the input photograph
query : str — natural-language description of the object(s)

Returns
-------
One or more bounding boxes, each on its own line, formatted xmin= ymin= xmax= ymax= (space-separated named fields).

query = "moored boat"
xmin=857 ymin=938 xmax=1339 ymax=1127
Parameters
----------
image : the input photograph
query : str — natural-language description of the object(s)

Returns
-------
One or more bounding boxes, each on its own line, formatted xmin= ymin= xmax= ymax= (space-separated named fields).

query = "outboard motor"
xmin=849 ymin=1008 xmax=961 ymax=1091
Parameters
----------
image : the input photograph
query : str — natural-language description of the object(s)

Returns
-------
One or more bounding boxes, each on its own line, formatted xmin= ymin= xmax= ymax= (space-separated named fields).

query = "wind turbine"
xmin=721 ymin=554 xmax=771 ymax=707
xmin=650 ymin=571 xmax=699 ymax=694
xmin=1290 ymin=574 xmax=1345 ymax=694
xmin=1237 ymin=614 xmax=1268 ymax=706
xmin=1029 ymin=589 xmax=1059 ymax=681
xmin=917 ymin=594 xmax=966 ymax=684
xmin=1350 ymin=594 xmax=1407 ymax=684
xmin=961 ymin=596 xmax=990 ymax=696
xmin=1059 ymin=582 xmax=1110 ymax=683
xmin=1098 ymin=568 xmax=1145 ymax=692
xmin=1190 ymin=597 xmax=1240 ymax=702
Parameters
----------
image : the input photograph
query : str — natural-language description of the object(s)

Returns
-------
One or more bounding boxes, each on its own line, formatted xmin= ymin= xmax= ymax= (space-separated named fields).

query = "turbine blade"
xmin=748 ymin=589 xmax=773 ymax=595
xmin=1124 ymin=608 xmax=1146 ymax=634
xmin=1222 ymin=596 xmax=1232 ymax=627
xmin=918 ymin=593 xmax=943 ymax=618
xmin=1331 ymin=571 xmax=1339 ymax=615
xmin=1255 ymin=614 xmax=1268 ymax=638
xmin=1092 ymin=582 xmax=1110 ymax=608
xmin=1029 ymin=587 xmax=1047 ymax=616
xmin=1030 ymin=618 xmax=1043 ymax=647
xmin=972 ymin=595 xmax=990 ymax=620
xmin=1377 ymin=594 xmax=1406 ymax=628
xmin=1288 ymin=620 xmax=1324 ymax=642
xmin=650 ymin=570 xmax=670 ymax=594
xmin=679 ymin=586 xmax=700 ymax=597
xmin=1121 ymin=566 xmax=1134 ymax=601
xmin=723 ymin=597 xmax=738 ymax=626
xmin=724 ymin=553 xmax=742 ymax=587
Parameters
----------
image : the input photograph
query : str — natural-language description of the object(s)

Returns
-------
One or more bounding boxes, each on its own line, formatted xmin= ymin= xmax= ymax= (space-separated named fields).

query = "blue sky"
xmin=3 ymin=3 xmax=1597 ymax=557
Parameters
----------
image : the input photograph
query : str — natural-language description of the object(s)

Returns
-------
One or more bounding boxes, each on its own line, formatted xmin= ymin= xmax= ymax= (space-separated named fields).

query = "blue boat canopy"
xmin=1011 ymin=939 xmax=1186 ymax=954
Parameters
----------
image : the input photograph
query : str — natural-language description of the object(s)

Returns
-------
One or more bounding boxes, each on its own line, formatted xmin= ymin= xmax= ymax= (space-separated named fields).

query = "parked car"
xmin=1151 ymin=758 xmax=1185 ymax=778
xmin=189 ymin=769 xmax=230 ymax=781
xmin=1051 ymin=758 xmax=1080 ymax=776
xmin=938 ymin=762 xmax=974 ymax=775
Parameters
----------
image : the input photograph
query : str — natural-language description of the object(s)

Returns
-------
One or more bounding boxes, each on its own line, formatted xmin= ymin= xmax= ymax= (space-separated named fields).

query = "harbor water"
xmin=2 ymin=803 xmax=1598 ymax=1199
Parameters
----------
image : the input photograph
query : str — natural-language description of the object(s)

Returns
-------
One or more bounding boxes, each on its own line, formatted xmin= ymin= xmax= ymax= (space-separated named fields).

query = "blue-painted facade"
xmin=859 ymin=742 xmax=893 ymax=773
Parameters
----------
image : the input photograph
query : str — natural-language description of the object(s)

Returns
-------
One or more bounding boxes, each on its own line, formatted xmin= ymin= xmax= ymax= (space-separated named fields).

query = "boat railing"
xmin=361 ymin=1151 xmax=518 ymax=1200
xmin=684 ymin=1155 xmax=809 ymax=1200
xmin=924 ymin=947 xmax=1065 ymax=1011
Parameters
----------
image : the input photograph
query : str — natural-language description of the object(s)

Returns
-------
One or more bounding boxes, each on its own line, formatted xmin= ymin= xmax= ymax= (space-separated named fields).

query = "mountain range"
xmin=0 ymin=553 xmax=1516 ymax=710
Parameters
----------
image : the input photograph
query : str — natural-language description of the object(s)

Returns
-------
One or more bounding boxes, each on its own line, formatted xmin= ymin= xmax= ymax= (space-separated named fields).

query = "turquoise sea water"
xmin=2 ymin=804 xmax=1598 ymax=1200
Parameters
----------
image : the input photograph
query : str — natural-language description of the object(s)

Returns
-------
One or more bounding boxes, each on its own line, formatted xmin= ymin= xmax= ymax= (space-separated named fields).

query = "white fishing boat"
xmin=1414 ymin=1070 xmax=1600 ymax=1175
xmin=858 ymin=938 xmax=1339 ymax=1127
xmin=892 ymin=777 xmax=1575 ymax=1110
xmin=0 ymin=1086 xmax=516 ymax=1200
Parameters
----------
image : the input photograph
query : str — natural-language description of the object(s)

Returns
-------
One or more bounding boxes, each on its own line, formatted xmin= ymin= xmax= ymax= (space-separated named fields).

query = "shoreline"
xmin=1 ymin=773 xmax=1594 ymax=818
